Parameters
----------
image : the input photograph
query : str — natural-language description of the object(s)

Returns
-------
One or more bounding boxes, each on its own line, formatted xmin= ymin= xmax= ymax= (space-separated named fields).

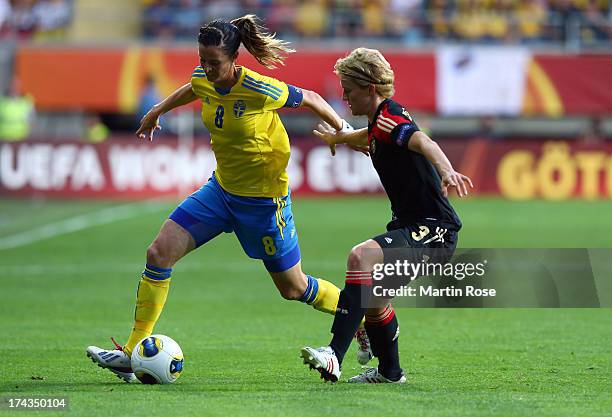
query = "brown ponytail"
xmin=230 ymin=15 xmax=295 ymax=69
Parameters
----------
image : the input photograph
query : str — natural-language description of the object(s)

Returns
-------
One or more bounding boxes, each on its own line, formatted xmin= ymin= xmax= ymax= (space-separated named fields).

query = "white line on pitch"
xmin=0 ymin=201 xmax=167 ymax=251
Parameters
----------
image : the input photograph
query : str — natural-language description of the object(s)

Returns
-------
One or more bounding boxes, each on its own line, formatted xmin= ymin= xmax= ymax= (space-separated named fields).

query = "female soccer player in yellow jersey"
xmin=86 ymin=15 xmax=370 ymax=382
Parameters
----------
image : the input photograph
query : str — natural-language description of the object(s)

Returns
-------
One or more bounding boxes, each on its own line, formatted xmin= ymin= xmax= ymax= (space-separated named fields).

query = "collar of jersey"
xmin=368 ymin=98 xmax=390 ymax=131
xmin=213 ymin=66 xmax=246 ymax=96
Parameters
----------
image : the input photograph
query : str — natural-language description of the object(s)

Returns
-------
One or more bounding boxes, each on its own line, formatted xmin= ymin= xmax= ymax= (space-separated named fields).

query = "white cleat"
xmin=355 ymin=327 xmax=373 ymax=365
xmin=348 ymin=367 xmax=406 ymax=384
xmin=86 ymin=340 xmax=136 ymax=383
xmin=300 ymin=346 xmax=341 ymax=383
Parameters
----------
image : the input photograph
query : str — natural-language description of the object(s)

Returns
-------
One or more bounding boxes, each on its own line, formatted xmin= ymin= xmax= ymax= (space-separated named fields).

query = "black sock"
xmin=365 ymin=307 xmax=402 ymax=381
xmin=329 ymin=271 xmax=371 ymax=364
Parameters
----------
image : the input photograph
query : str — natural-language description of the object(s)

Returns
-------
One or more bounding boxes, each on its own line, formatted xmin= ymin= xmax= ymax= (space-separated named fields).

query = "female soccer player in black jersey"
xmin=301 ymin=47 xmax=473 ymax=383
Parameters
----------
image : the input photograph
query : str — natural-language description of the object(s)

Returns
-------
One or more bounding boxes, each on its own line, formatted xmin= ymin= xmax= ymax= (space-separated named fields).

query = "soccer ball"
xmin=130 ymin=335 xmax=184 ymax=384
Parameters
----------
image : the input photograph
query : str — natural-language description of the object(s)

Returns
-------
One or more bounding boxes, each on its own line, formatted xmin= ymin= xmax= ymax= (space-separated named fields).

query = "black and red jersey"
xmin=368 ymin=99 xmax=461 ymax=231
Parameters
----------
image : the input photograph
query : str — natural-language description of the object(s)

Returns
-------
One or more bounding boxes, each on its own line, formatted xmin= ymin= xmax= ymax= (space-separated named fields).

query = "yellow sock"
xmin=124 ymin=274 xmax=171 ymax=356
xmin=310 ymin=278 xmax=340 ymax=315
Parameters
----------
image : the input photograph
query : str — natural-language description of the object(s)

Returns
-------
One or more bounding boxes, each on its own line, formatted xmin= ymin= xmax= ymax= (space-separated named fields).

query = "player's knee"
xmin=146 ymin=241 xmax=169 ymax=268
xmin=348 ymin=241 xmax=380 ymax=271
xmin=277 ymin=285 xmax=304 ymax=301
xmin=347 ymin=245 xmax=367 ymax=270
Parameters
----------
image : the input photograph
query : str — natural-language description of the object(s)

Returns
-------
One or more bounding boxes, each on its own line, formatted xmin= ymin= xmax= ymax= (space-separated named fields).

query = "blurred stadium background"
xmin=1 ymin=0 xmax=611 ymax=201
xmin=1 ymin=2 xmax=611 ymax=415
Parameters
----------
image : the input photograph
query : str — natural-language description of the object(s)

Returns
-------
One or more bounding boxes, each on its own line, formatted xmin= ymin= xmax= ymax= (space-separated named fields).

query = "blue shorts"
xmin=168 ymin=175 xmax=300 ymax=273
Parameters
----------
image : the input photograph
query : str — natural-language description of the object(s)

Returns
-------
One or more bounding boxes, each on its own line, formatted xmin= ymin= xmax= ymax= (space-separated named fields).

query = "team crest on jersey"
xmin=233 ymin=100 xmax=247 ymax=118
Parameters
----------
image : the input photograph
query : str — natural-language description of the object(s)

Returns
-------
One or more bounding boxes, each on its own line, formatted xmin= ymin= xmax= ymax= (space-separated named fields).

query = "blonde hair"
xmin=334 ymin=48 xmax=395 ymax=98
xmin=231 ymin=15 xmax=295 ymax=69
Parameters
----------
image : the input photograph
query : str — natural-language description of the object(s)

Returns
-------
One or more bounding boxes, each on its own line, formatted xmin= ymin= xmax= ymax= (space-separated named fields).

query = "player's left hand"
xmin=313 ymin=120 xmax=362 ymax=156
xmin=440 ymin=170 xmax=474 ymax=198
xmin=313 ymin=121 xmax=339 ymax=156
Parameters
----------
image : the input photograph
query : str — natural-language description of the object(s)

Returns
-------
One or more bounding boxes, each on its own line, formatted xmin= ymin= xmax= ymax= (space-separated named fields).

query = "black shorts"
xmin=373 ymin=223 xmax=457 ymax=255
xmin=370 ymin=223 xmax=459 ymax=299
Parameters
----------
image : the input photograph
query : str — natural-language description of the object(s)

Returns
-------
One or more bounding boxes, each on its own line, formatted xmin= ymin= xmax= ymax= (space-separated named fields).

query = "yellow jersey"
xmin=191 ymin=66 xmax=302 ymax=198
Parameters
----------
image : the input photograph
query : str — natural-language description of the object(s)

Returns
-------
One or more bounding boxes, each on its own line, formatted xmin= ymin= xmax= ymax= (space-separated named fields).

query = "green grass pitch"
xmin=1 ymin=197 xmax=611 ymax=416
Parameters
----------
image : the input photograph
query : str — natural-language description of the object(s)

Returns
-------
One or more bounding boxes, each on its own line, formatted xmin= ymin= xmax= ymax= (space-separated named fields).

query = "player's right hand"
xmin=136 ymin=108 xmax=162 ymax=141
xmin=313 ymin=121 xmax=338 ymax=156
xmin=314 ymin=121 xmax=369 ymax=156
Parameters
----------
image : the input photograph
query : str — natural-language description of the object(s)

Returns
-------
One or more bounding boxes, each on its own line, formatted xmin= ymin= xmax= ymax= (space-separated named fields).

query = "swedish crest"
xmin=233 ymin=100 xmax=247 ymax=118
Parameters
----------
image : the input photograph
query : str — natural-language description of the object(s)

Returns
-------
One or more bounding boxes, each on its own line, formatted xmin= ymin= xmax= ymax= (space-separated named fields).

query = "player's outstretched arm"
xmin=313 ymin=121 xmax=369 ymax=155
xmin=136 ymin=83 xmax=198 ymax=141
xmin=300 ymin=89 xmax=358 ymax=155
xmin=407 ymin=131 xmax=474 ymax=197
xmin=300 ymin=89 xmax=343 ymax=130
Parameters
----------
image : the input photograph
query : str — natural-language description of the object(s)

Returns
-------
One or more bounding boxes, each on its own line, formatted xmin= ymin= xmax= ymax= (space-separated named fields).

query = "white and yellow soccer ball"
xmin=131 ymin=335 xmax=184 ymax=384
